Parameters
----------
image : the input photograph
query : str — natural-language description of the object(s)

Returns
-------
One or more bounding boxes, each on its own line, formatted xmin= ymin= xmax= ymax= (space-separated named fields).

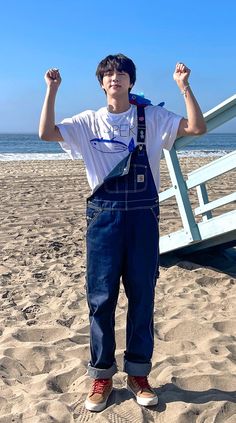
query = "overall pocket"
xmin=86 ymin=206 xmax=103 ymax=230
xmin=104 ymin=164 xmax=148 ymax=194
xmin=150 ymin=204 xmax=160 ymax=225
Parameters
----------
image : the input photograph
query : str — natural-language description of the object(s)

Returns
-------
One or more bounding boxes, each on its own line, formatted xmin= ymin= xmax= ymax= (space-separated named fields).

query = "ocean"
xmin=0 ymin=133 xmax=235 ymax=161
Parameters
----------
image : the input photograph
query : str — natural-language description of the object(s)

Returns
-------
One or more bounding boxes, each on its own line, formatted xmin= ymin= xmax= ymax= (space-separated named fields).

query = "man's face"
xmin=101 ymin=69 xmax=132 ymax=97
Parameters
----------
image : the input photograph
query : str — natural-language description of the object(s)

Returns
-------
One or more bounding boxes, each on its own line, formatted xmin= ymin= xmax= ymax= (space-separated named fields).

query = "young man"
xmin=39 ymin=54 xmax=206 ymax=412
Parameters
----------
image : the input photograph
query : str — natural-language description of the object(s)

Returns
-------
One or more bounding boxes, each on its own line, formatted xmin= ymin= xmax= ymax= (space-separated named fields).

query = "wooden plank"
xmin=196 ymin=184 xmax=212 ymax=221
xmin=159 ymin=186 xmax=176 ymax=202
xmin=174 ymin=94 xmax=236 ymax=150
xmin=164 ymin=149 xmax=201 ymax=242
xmin=160 ymin=229 xmax=198 ymax=254
xmin=177 ymin=231 xmax=236 ymax=254
xmin=186 ymin=151 xmax=236 ymax=189
xmin=195 ymin=192 xmax=236 ymax=216
xmin=197 ymin=210 xmax=236 ymax=237
xmin=160 ymin=210 xmax=236 ymax=254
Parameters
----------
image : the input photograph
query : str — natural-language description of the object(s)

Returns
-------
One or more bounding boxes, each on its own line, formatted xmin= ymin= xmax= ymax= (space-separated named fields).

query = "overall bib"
xmin=86 ymin=106 xmax=160 ymax=379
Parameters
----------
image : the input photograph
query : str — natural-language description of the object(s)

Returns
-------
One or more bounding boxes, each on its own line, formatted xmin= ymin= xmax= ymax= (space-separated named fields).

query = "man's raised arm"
xmin=173 ymin=63 xmax=207 ymax=138
xmin=39 ymin=68 xmax=64 ymax=142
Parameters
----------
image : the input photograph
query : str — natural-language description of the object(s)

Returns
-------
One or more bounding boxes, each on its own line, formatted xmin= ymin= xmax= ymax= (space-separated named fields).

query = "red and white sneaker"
xmin=127 ymin=375 xmax=158 ymax=406
xmin=85 ymin=378 xmax=113 ymax=412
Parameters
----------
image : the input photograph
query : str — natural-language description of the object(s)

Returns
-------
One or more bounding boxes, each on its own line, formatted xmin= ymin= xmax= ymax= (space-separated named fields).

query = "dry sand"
xmin=0 ymin=158 xmax=236 ymax=422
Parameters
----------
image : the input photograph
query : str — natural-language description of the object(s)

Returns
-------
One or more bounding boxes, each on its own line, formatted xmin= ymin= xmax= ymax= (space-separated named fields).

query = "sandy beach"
xmin=0 ymin=157 xmax=236 ymax=422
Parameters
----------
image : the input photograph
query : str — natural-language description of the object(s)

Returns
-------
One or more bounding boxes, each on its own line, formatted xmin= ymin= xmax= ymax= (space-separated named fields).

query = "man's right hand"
xmin=44 ymin=68 xmax=62 ymax=89
xmin=39 ymin=68 xmax=63 ymax=142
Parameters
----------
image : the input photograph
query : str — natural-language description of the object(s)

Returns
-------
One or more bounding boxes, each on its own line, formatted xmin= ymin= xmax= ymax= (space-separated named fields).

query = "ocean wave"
xmin=176 ymin=150 xmax=232 ymax=157
xmin=0 ymin=153 xmax=74 ymax=161
xmin=0 ymin=150 xmax=232 ymax=161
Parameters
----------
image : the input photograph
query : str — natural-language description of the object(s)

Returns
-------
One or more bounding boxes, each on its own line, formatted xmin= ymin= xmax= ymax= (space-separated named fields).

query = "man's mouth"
xmin=111 ymin=84 xmax=121 ymax=88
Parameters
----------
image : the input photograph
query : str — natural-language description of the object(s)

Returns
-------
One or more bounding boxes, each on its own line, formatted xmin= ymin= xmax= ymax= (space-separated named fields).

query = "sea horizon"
xmin=0 ymin=132 xmax=235 ymax=161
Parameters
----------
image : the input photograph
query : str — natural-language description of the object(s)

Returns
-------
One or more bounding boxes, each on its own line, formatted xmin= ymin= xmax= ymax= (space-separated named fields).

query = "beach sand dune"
xmin=0 ymin=158 xmax=235 ymax=422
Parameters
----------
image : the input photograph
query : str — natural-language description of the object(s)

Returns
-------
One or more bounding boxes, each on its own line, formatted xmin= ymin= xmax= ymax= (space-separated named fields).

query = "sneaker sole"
xmin=85 ymin=389 xmax=112 ymax=412
xmin=127 ymin=384 xmax=158 ymax=406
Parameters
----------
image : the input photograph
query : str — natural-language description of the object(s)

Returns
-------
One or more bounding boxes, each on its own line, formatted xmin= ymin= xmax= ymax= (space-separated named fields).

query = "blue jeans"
xmin=86 ymin=145 xmax=159 ymax=378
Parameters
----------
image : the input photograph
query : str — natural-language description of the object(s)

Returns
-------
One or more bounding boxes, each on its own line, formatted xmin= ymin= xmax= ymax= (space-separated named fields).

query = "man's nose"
xmin=112 ymin=73 xmax=119 ymax=82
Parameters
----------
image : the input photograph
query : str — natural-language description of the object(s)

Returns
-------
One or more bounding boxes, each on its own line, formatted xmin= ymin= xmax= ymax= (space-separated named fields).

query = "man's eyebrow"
xmin=104 ymin=69 xmax=126 ymax=74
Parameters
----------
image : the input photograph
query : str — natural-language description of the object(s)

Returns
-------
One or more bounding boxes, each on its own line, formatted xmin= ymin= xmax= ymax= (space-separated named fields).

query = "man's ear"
xmin=100 ymin=82 xmax=106 ymax=92
xmin=100 ymin=84 xmax=107 ymax=95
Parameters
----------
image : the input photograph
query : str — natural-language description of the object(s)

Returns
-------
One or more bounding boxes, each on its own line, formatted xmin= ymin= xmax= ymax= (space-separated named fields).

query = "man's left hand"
xmin=173 ymin=63 xmax=191 ymax=88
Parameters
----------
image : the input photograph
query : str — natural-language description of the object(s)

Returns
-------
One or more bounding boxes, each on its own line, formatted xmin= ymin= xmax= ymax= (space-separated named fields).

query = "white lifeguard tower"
xmin=160 ymin=94 xmax=236 ymax=255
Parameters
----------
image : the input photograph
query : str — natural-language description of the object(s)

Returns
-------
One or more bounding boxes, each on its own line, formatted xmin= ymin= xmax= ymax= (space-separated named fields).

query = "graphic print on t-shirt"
xmin=90 ymin=137 xmax=135 ymax=153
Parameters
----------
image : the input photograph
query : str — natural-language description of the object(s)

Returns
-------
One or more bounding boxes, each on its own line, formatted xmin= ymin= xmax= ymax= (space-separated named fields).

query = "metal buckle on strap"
xmin=137 ymin=105 xmax=146 ymax=145
xmin=137 ymin=142 xmax=146 ymax=150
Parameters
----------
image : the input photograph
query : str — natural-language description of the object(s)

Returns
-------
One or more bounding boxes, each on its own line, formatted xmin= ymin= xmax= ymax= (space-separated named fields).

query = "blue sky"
xmin=1 ymin=0 xmax=236 ymax=133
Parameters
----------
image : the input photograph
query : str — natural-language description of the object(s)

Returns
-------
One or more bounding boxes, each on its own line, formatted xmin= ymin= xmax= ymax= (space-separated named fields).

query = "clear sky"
xmin=1 ymin=0 xmax=236 ymax=133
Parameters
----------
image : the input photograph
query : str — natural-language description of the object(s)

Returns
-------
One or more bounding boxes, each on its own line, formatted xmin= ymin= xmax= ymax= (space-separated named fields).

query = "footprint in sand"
xmin=12 ymin=327 xmax=72 ymax=343
xmin=213 ymin=321 xmax=236 ymax=336
xmin=3 ymin=346 xmax=53 ymax=375
xmin=226 ymin=344 xmax=236 ymax=358
xmin=157 ymin=320 xmax=213 ymax=342
xmin=46 ymin=366 xmax=86 ymax=394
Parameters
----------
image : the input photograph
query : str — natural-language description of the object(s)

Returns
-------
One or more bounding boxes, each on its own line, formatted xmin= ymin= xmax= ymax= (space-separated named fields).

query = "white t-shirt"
xmin=57 ymin=104 xmax=182 ymax=193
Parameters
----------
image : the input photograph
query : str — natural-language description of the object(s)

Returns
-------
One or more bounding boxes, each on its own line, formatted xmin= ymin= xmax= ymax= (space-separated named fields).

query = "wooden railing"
xmin=159 ymin=94 xmax=236 ymax=254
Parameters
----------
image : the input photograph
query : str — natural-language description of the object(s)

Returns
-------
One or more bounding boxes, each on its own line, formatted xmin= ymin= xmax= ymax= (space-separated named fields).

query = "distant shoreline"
xmin=0 ymin=133 xmax=235 ymax=161
xmin=0 ymin=150 xmax=233 ymax=161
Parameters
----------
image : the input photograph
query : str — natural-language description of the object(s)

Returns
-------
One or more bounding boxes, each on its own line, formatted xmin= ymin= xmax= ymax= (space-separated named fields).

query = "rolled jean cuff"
xmin=123 ymin=360 xmax=152 ymax=376
xmin=87 ymin=362 xmax=118 ymax=379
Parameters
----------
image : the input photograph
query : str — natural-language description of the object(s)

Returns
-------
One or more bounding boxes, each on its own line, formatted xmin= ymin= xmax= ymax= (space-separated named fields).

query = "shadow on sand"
xmin=108 ymin=384 xmax=236 ymax=415
xmin=160 ymin=246 xmax=236 ymax=278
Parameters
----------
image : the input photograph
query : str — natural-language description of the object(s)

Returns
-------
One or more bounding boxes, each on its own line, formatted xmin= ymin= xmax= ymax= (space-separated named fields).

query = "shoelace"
xmin=133 ymin=376 xmax=151 ymax=390
xmin=91 ymin=378 xmax=110 ymax=394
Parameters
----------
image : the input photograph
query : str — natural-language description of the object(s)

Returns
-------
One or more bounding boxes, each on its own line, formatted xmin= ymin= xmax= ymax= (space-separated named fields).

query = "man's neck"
xmin=106 ymin=96 xmax=131 ymax=114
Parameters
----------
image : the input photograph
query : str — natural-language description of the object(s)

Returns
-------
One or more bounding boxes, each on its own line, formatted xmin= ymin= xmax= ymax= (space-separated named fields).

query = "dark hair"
xmin=96 ymin=54 xmax=136 ymax=92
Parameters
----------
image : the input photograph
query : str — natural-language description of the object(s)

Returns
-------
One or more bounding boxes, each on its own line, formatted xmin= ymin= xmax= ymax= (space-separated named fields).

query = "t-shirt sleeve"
xmin=56 ymin=117 xmax=82 ymax=159
xmin=158 ymin=107 xmax=183 ymax=151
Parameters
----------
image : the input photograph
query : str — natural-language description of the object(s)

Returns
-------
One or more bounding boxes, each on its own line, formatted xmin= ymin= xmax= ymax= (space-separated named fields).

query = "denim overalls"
xmin=86 ymin=106 xmax=160 ymax=379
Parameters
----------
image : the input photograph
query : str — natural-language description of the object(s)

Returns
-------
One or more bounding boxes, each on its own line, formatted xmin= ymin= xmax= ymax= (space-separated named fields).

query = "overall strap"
xmin=137 ymin=106 xmax=146 ymax=146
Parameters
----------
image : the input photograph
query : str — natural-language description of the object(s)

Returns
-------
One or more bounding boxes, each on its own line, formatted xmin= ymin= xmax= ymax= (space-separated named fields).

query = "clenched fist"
xmin=173 ymin=63 xmax=191 ymax=88
xmin=44 ymin=68 xmax=62 ymax=89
